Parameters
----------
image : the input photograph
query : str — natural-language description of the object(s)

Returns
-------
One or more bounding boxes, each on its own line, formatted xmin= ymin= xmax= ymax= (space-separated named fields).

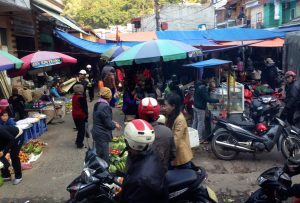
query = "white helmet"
xmin=124 ymin=119 xmax=155 ymax=151
xmin=79 ymin=70 xmax=87 ymax=75
xmin=86 ymin=64 xmax=92 ymax=69
xmin=157 ymin=114 xmax=166 ymax=125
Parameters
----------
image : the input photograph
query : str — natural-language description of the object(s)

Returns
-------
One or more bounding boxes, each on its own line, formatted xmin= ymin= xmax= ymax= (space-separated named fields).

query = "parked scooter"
xmin=210 ymin=116 xmax=300 ymax=162
xmin=66 ymin=146 xmax=218 ymax=203
xmin=246 ymin=147 xmax=300 ymax=203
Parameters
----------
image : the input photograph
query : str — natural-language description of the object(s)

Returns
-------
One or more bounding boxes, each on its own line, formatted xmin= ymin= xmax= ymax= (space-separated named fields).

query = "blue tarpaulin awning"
xmin=185 ymin=59 xmax=232 ymax=68
xmin=200 ymin=28 xmax=285 ymax=41
xmin=54 ymin=30 xmax=115 ymax=54
xmin=268 ymin=25 xmax=300 ymax=33
xmin=156 ymin=31 xmax=216 ymax=45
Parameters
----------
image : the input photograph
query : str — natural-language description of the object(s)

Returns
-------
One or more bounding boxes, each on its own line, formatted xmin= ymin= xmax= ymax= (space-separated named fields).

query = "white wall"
xmin=141 ymin=4 xmax=215 ymax=31
xmin=296 ymin=0 xmax=300 ymax=18
xmin=250 ymin=5 xmax=264 ymax=28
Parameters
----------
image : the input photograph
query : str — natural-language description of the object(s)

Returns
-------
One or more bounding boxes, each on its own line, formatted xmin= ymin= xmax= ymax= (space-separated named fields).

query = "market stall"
xmin=185 ymin=59 xmax=244 ymax=119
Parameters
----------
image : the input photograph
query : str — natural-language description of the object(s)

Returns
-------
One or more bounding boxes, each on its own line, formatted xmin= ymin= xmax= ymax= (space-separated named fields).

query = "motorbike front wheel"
xmin=281 ymin=135 xmax=300 ymax=164
xmin=211 ymin=129 xmax=238 ymax=160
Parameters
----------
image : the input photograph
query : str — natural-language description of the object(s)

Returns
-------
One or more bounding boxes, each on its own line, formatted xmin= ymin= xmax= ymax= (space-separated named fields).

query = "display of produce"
xmin=19 ymin=151 xmax=30 ymax=163
xmin=17 ymin=139 xmax=47 ymax=166
xmin=108 ymin=136 xmax=127 ymax=174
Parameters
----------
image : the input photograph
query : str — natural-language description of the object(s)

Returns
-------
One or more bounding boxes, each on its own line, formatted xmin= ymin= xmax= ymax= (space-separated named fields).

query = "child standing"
xmin=72 ymin=84 xmax=88 ymax=148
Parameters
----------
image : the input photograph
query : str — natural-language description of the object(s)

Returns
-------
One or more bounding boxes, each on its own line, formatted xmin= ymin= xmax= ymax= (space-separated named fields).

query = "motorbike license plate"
xmin=207 ymin=186 xmax=218 ymax=203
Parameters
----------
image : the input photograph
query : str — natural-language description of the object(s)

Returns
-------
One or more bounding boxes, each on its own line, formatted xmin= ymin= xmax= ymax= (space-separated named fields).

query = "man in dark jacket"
xmin=280 ymin=71 xmax=300 ymax=126
xmin=192 ymin=80 xmax=219 ymax=141
xmin=0 ymin=125 xmax=23 ymax=185
xmin=121 ymin=119 xmax=168 ymax=203
xmin=91 ymin=87 xmax=121 ymax=163
xmin=261 ymin=58 xmax=280 ymax=90
xmin=138 ymin=97 xmax=176 ymax=172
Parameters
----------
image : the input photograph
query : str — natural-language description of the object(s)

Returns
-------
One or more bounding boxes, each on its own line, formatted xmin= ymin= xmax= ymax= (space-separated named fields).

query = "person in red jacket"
xmin=72 ymin=84 xmax=88 ymax=148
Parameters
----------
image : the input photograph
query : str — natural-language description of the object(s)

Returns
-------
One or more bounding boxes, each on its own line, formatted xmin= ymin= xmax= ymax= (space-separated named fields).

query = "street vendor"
xmin=0 ymin=110 xmax=16 ymax=126
xmin=0 ymin=125 xmax=23 ymax=185
xmin=91 ymin=87 xmax=121 ymax=163
xmin=0 ymin=99 xmax=13 ymax=117
xmin=9 ymin=88 xmax=26 ymax=119
xmin=50 ymin=82 xmax=61 ymax=98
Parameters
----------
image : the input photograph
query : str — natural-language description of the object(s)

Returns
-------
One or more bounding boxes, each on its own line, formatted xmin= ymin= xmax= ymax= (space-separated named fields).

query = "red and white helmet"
xmin=124 ymin=119 xmax=155 ymax=151
xmin=138 ymin=97 xmax=160 ymax=122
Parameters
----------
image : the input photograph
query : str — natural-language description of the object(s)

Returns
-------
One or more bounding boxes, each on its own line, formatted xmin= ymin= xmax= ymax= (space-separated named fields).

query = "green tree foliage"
xmin=63 ymin=0 xmax=201 ymax=28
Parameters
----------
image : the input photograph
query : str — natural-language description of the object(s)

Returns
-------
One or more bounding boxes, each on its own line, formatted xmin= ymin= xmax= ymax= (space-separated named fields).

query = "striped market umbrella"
xmin=101 ymin=46 xmax=130 ymax=61
xmin=0 ymin=50 xmax=23 ymax=71
xmin=111 ymin=40 xmax=202 ymax=67
xmin=7 ymin=51 xmax=77 ymax=78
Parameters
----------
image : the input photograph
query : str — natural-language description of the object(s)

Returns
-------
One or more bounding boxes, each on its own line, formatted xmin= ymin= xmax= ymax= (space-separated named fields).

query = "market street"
xmin=1 ymin=101 xmax=299 ymax=203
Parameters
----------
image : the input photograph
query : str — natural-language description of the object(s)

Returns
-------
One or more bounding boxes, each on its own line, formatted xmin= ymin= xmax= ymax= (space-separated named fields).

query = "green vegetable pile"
xmin=108 ymin=136 xmax=128 ymax=174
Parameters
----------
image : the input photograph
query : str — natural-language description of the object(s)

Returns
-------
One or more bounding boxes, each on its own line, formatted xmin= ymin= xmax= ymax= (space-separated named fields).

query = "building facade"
xmin=140 ymin=4 xmax=215 ymax=31
xmin=215 ymin=0 xmax=249 ymax=28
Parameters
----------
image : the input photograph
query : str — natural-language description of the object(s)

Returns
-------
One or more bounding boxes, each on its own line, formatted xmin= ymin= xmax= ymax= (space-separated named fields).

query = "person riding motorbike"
xmin=120 ymin=119 xmax=168 ymax=203
xmin=280 ymin=70 xmax=300 ymax=127
xmin=138 ymin=97 xmax=176 ymax=172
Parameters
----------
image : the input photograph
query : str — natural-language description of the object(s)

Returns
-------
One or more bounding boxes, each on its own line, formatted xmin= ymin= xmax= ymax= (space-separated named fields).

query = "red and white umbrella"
xmin=7 ymin=51 xmax=77 ymax=78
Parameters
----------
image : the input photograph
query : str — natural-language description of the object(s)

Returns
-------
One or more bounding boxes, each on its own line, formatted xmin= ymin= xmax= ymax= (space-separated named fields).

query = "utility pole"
xmin=154 ymin=0 xmax=160 ymax=31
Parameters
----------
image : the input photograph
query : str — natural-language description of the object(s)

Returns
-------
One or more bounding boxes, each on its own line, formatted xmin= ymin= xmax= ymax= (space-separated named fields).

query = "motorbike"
xmin=246 ymin=146 xmax=300 ymax=203
xmin=208 ymin=94 xmax=281 ymax=141
xmin=67 ymin=146 xmax=218 ymax=203
xmin=210 ymin=115 xmax=300 ymax=162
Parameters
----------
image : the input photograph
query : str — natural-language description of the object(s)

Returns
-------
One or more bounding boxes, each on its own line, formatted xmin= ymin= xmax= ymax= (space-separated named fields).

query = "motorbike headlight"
xmin=81 ymin=168 xmax=96 ymax=184
xmin=257 ymin=176 xmax=267 ymax=186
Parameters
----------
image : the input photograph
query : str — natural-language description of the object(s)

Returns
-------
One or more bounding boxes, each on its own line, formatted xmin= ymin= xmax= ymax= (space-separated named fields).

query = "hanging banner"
xmin=32 ymin=58 xmax=62 ymax=68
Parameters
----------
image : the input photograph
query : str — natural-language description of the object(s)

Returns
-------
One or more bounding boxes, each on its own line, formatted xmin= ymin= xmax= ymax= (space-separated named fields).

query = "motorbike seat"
xmin=227 ymin=114 xmax=256 ymax=130
xmin=166 ymin=169 xmax=199 ymax=192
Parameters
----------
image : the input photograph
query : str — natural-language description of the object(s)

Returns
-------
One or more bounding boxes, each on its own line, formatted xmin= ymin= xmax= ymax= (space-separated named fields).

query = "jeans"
xmin=94 ymin=141 xmax=110 ymax=164
xmin=192 ymin=107 xmax=206 ymax=140
xmin=73 ymin=119 xmax=86 ymax=147
xmin=1 ymin=135 xmax=24 ymax=179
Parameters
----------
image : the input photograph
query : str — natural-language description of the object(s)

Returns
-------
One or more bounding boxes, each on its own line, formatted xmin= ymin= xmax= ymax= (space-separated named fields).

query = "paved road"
xmin=1 ymin=101 xmax=299 ymax=203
